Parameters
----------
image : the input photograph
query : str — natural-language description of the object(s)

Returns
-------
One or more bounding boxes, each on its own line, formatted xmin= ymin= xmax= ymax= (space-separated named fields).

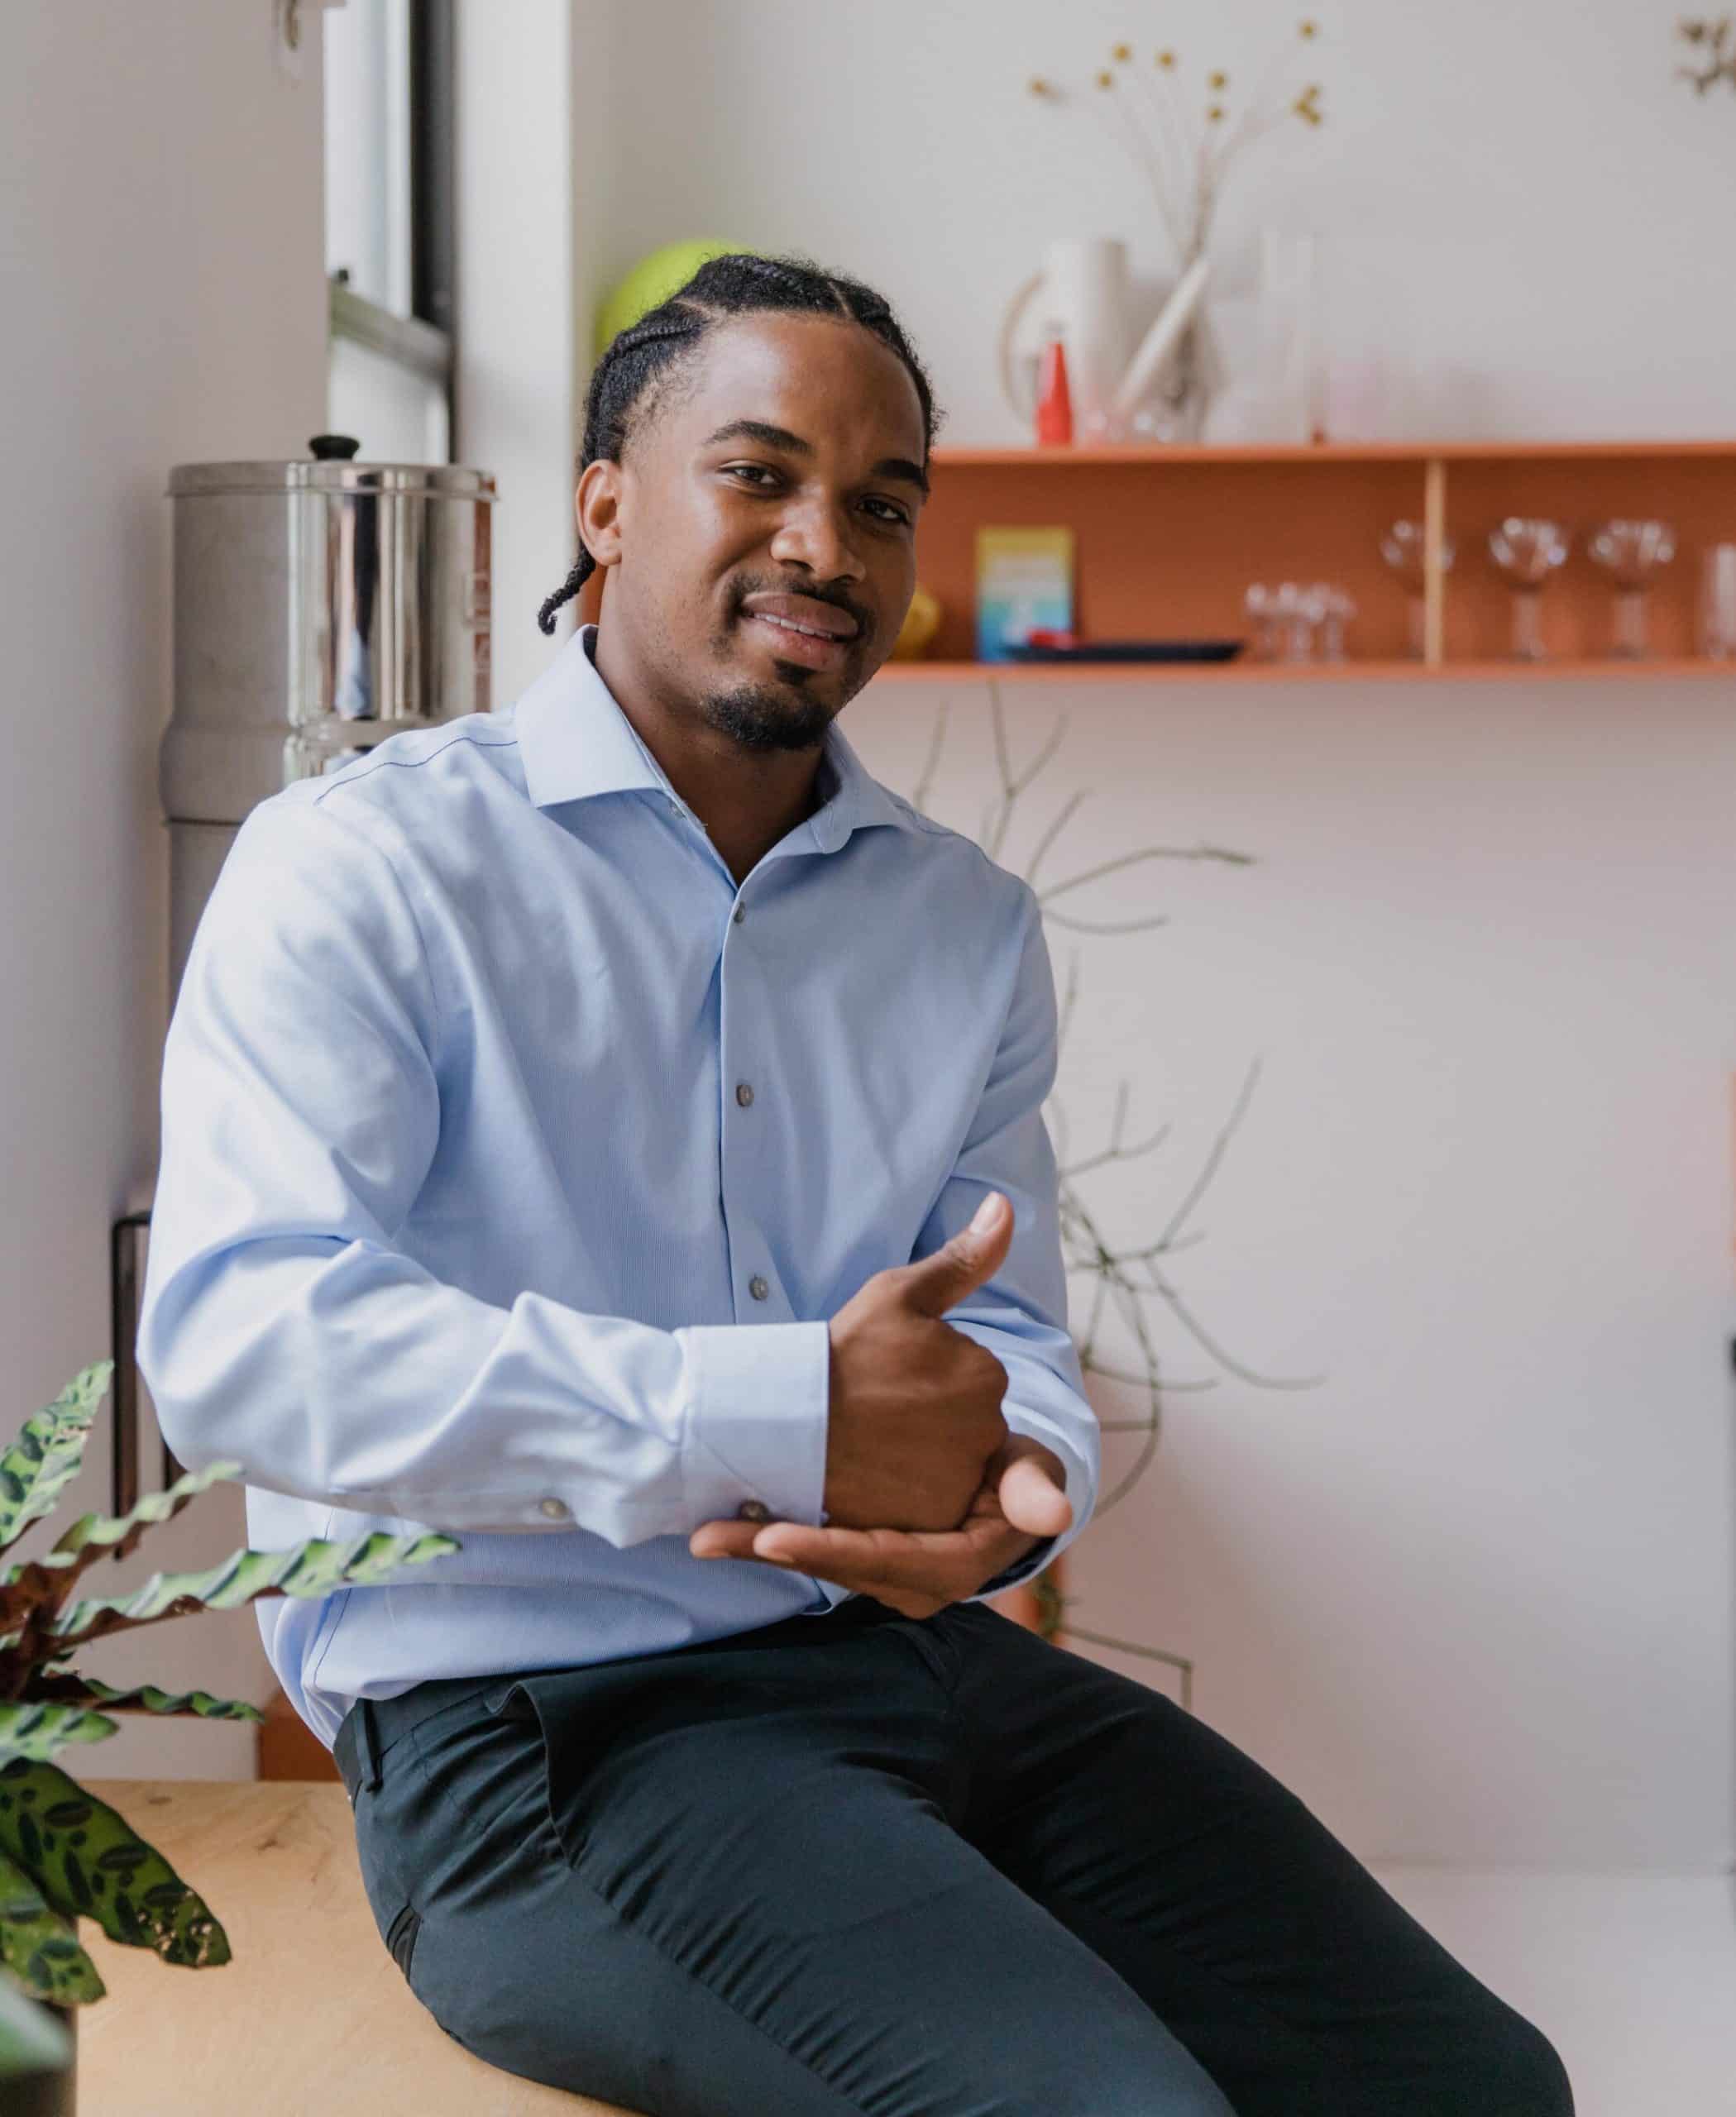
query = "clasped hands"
xmin=690 ymin=1192 xmax=1072 ymax=1620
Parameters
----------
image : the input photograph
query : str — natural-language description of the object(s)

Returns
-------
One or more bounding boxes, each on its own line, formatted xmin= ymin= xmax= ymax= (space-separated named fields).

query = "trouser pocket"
xmin=384 ymin=1900 xmax=422 ymax=1982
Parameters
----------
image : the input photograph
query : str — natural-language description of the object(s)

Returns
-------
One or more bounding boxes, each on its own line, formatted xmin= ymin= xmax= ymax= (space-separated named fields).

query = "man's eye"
xmin=726 ymin=465 xmax=776 ymax=486
xmin=863 ymin=499 xmax=911 ymax=526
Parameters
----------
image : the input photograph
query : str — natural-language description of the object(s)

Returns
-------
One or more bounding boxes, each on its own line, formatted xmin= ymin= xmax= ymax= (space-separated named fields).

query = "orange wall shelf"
xmin=882 ymin=440 xmax=1736 ymax=680
xmin=873 ymin=656 xmax=1736 ymax=686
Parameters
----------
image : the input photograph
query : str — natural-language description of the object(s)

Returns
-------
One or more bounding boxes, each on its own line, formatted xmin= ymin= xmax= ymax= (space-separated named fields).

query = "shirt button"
xmin=737 ymin=1498 xmax=772 ymax=1523
xmin=735 ymin=1081 xmax=754 ymax=1106
xmin=538 ymin=1496 xmax=568 ymax=1519
xmin=748 ymin=1274 xmax=769 ymax=1300
xmin=732 ymin=904 xmax=745 ymax=924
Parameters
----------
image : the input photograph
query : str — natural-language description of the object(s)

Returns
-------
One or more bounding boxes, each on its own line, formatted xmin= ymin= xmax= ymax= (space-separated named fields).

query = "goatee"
xmin=700 ymin=683 xmax=834 ymax=754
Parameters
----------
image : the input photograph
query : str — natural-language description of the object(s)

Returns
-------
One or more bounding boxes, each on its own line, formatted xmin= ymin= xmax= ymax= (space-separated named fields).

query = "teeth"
xmin=754 ymin=614 xmax=838 ymax=641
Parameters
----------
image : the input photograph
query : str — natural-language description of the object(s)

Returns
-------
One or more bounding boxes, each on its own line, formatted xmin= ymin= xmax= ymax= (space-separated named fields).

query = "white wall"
xmin=452 ymin=0 xmax=586 ymax=714
xmin=571 ymin=0 xmax=1736 ymax=1876
xmin=846 ymin=671 xmax=1735 ymax=1874
xmin=0 ymin=2 xmax=327 ymax=1775
xmin=589 ymin=0 xmax=1736 ymax=446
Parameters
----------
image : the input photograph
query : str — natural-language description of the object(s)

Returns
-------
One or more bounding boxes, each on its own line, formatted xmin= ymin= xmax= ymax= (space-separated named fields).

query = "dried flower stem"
xmin=902 ymin=681 xmax=1322 ymax=1684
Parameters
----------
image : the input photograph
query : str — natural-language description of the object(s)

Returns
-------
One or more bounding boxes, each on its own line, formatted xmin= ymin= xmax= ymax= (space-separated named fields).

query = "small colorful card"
xmin=975 ymin=526 xmax=1075 ymax=663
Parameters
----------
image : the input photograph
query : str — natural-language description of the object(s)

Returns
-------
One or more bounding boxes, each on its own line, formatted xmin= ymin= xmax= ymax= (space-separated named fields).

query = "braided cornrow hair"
xmin=537 ymin=251 xmax=944 ymax=635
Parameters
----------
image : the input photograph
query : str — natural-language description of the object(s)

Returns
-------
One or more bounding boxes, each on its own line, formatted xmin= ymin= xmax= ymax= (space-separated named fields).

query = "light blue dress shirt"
xmin=136 ymin=624 xmax=1100 ymax=1749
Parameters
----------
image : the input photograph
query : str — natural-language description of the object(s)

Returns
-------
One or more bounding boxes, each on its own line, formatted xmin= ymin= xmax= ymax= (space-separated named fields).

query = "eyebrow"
xmin=700 ymin=418 xmax=930 ymax=499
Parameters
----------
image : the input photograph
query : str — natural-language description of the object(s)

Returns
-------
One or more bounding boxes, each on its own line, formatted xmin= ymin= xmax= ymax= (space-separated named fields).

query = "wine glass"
xmin=1244 ymin=583 xmax=1318 ymax=662
xmin=1275 ymin=581 xmax=1316 ymax=663
xmin=1487 ymin=518 xmax=1570 ymax=662
xmin=1379 ymin=521 xmax=1456 ymax=660
xmin=1244 ymin=583 xmax=1282 ymax=662
xmin=1587 ymin=519 xmax=1676 ymax=658
xmin=1313 ymin=585 xmax=1356 ymax=663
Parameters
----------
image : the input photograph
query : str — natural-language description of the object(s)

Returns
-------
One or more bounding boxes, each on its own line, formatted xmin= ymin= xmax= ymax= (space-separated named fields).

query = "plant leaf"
xmin=47 ymin=1457 xmax=246 ymax=1573
xmin=0 ymin=1365 xmax=112 ymax=1559
xmin=0 ymin=1759 xmax=230 ymax=1966
xmin=26 ymin=1677 xmax=264 ymax=1726
xmin=0 ymin=1965 xmax=74 ymax=2080
xmin=0 ymin=1555 xmax=79 ymax=1651
xmin=1 ymin=1460 xmax=246 ymax=1638
xmin=0 ymin=1847 xmax=104 ymax=2005
xmin=0 ymin=1704 xmax=118 ymax=1766
xmin=8 ymin=1527 xmax=460 ymax=1661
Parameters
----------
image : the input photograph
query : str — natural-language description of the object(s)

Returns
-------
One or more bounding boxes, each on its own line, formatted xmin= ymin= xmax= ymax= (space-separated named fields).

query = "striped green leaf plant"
xmin=0 ymin=1360 xmax=461 ymax=2080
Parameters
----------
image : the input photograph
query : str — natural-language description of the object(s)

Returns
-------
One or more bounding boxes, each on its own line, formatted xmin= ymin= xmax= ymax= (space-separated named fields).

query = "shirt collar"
xmin=513 ymin=623 xmax=918 ymax=855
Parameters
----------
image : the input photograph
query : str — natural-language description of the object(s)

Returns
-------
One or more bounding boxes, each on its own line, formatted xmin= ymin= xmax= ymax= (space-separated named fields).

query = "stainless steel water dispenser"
xmin=160 ymin=434 xmax=496 ymax=997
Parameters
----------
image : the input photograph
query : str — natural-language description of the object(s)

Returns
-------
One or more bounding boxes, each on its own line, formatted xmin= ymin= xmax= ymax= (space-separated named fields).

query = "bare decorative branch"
xmin=1024 ymin=786 xmax=1088 ymax=892
xmin=1043 ymin=908 xmax=1174 ymax=936
xmin=911 ymin=693 xmax=952 ymax=815
xmin=1039 ymin=844 xmax=1253 ymax=902
xmin=899 ymin=694 xmax=1323 ymax=1677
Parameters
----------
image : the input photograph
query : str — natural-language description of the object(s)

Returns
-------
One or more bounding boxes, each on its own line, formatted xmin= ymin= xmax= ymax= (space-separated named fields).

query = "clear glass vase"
xmin=1126 ymin=258 xmax=1225 ymax=445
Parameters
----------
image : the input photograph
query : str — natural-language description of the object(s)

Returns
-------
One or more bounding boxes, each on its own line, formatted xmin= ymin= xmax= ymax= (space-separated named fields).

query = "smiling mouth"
xmin=758 ymin=613 xmax=843 ymax=640
xmin=739 ymin=610 xmax=857 ymax=672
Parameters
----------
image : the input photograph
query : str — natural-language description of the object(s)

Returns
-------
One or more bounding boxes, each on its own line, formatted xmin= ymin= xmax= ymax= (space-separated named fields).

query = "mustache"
xmin=731 ymin=578 xmax=870 ymax=637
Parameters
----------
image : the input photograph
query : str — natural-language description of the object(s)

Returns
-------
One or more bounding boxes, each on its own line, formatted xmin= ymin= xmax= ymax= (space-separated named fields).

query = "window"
xmin=323 ymin=0 xmax=455 ymax=463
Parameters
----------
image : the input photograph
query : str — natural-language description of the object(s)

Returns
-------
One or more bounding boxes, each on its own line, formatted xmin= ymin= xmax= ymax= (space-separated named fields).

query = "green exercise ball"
xmin=594 ymin=241 xmax=749 ymax=360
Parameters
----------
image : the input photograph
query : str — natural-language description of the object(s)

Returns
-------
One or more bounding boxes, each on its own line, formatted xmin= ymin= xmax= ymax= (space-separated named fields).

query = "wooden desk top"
xmin=73 ymin=1780 xmax=640 ymax=2115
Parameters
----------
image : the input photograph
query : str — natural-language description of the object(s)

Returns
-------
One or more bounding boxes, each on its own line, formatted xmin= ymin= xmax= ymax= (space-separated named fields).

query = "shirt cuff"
xmin=973 ymin=1535 xmax=1059 ymax=1599
xmin=677 ymin=1319 xmax=830 ymax=1530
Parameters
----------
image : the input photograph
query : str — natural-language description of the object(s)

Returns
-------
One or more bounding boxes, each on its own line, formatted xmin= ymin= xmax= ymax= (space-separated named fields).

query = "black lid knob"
xmin=308 ymin=434 xmax=362 ymax=461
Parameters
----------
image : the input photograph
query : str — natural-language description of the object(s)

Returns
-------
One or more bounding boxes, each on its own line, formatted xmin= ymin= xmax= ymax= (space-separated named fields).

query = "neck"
xmin=588 ymin=619 xmax=831 ymax=887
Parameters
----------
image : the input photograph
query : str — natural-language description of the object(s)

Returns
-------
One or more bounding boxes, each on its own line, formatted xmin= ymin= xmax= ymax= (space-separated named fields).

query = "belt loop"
xmin=357 ymin=1696 xmax=383 ymax=1794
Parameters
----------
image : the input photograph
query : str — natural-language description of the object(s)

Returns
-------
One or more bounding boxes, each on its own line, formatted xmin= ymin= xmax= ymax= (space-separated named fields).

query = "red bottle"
xmin=1035 ymin=332 xmax=1074 ymax=447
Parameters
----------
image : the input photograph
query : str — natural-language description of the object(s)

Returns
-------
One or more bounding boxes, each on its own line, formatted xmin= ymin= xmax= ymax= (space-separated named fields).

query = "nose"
xmin=768 ymin=492 xmax=866 ymax=585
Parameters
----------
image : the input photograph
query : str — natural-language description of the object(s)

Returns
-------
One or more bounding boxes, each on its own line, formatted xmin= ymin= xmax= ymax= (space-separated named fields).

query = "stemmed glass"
xmin=1587 ymin=519 xmax=1676 ymax=658
xmin=1244 ymin=583 xmax=1283 ymax=662
xmin=1313 ymin=585 xmax=1356 ymax=662
xmin=1245 ymin=581 xmax=1314 ymax=662
xmin=1487 ymin=518 xmax=1570 ymax=662
xmin=1244 ymin=582 xmax=1354 ymax=662
xmin=1379 ymin=521 xmax=1456 ymax=660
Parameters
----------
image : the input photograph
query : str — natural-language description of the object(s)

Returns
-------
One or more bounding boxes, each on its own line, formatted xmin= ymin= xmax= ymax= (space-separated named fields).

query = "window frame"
xmin=325 ymin=0 xmax=457 ymax=457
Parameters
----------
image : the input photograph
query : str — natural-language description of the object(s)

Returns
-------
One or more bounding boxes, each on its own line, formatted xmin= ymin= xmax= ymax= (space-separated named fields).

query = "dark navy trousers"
xmin=332 ymin=1594 xmax=1574 ymax=2116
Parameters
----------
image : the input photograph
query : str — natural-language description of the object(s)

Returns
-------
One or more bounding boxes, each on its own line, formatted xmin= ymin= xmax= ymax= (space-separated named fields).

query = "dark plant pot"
xmin=9 ymin=2000 xmax=77 ymax=2116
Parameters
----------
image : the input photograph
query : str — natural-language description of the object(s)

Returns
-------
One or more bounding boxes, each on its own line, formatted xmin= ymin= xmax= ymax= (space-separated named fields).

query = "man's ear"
xmin=576 ymin=457 xmax=625 ymax=570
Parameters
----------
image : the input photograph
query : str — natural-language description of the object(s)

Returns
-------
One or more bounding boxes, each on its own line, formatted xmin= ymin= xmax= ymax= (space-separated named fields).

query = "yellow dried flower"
xmin=1299 ymin=17 xmax=1318 ymax=36
xmin=1112 ymin=41 xmax=1132 ymax=61
xmin=1096 ymin=68 xmax=1115 ymax=88
xmin=1207 ymin=103 xmax=1226 ymax=121
xmin=1208 ymin=69 xmax=1228 ymax=88
xmin=1028 ymin=75 xmax=1055 ymax=96
xmin=1157 ymin=49 xmax=1177 ymax=68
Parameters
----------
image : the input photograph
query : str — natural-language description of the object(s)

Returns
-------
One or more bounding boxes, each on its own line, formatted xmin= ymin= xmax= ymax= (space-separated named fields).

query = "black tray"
xmin=1004 ymin=638 xmax=1246 ymax=664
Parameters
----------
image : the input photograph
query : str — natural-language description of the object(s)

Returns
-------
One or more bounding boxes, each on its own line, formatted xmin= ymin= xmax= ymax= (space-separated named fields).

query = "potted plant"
xmin=0 ymin=1360 xmax=460 ymax=2113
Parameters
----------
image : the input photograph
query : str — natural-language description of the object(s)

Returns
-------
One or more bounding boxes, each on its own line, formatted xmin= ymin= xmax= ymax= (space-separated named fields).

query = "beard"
xmin=696 ymin=679 xmax=836 ymax=753
xmin=696 ymin=575 xmax=868 ymax=752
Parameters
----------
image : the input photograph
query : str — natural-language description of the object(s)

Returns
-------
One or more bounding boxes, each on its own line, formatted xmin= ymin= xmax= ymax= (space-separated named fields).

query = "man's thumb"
xmin=900 ymin=1192 xmax=1012 ymax=1317
xmin=998 ymin=1449 xmax=1074 ymax=1538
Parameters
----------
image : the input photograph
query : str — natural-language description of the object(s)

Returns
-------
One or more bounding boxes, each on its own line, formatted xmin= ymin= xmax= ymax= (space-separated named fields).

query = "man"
xmin=137 ymin=253 xmax=1573 ymax=2115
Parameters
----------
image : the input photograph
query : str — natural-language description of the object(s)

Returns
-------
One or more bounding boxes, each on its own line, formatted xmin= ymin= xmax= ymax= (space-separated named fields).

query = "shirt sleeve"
xmin=135 ymin=792 xmax=829 ymax=1546
xmin=910 ymin=878 xmax=1101 ymax=1601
